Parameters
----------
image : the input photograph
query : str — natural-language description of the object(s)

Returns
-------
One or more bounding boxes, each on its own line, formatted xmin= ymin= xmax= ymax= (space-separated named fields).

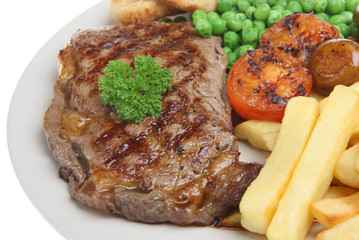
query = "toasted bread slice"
xmin=109 ymin=0 xmax=180 ymax=24
xmin=161 ymin=0 xmax=217 ymax=13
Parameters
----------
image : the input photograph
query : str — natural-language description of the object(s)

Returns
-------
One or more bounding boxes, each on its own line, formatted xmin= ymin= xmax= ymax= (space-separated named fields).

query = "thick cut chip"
xmin=234 ymin=120 xmax=281 ymax=152
xmin=317 ymin=214 xmax=359 ymax=240
xmin=310 ymin=192 xmax=359 ymax=228
xmin=323 ymin=186 xmax=358 ymax=199
xmin=334 ymin=144 xmax=359 ymax=189
xmin=239 ymin=97 xmax=319 ymax=234
xmin=266 ymin=86 xmax=359 ymax=240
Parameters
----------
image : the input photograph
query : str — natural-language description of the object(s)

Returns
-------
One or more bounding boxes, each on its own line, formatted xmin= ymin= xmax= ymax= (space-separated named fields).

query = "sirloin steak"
xmin=43 ymin=21 xmax=261 ymax=226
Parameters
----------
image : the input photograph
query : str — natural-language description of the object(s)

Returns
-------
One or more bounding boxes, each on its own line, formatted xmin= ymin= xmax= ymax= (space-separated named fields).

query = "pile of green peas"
xmin=192 ymin=0 xmax=359 ymax=70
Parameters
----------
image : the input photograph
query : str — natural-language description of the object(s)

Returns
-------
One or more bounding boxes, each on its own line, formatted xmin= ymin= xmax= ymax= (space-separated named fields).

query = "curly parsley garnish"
xmin=98 ymin=55 xmax=173 ymax=123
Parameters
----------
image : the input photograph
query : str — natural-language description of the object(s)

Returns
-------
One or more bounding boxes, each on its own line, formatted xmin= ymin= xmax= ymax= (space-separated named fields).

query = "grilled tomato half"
xmin=259 ymin=12 xmax=339 ymax=64
xmin=227 ymin=49 xmax=312 ymax=122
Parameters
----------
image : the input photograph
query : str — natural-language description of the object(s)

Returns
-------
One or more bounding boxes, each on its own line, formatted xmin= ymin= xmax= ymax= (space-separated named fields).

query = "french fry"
xmin=239 ymin=97 xmax=319 ymax=234
xmin=266 ymin=86 xmax=359 ymax=240
xmin=310 ymin=192 xmax=359 ymax=228
xmin=334 ymin=143 xmax=359 ymax=188
xmin=356 ymin=150 xmax=359 ymax=174
xmin=322 ymin=186 xmax=358 ymax=199
xmin=215 ymin=211 xmax=241 ymax=228
xmin=349 ymin=125 xmax=359 ymax=147
xmin=316 ymin=214 xmax=359 ymax=240
xmin=234 ymin=120 xmax=281 ymax=152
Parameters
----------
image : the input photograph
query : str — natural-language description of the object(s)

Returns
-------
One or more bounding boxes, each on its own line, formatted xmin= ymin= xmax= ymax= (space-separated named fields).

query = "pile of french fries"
xmin=237 ymin=82 xmax=359 ymax=240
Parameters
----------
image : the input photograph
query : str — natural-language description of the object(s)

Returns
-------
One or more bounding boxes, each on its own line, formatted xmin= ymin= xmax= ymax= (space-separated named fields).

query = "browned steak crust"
xmin=44 ymin=22 xmax=261 ymax=225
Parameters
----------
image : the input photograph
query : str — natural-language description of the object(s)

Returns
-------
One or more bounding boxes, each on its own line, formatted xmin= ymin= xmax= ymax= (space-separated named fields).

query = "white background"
xmin=2 ymin=1 xmax=101 ymax=239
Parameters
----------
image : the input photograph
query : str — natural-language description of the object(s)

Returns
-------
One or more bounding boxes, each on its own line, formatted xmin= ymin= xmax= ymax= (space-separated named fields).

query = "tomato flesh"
xmin=227 ymin=49 xmax=312 ymax=122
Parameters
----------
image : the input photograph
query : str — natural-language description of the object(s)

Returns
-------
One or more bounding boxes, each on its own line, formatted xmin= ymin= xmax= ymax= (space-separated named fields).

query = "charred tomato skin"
xmin=259 ymin=12 xmax=340 ymax=64
xmin=227 ymin=49 xmax=313 ymax=122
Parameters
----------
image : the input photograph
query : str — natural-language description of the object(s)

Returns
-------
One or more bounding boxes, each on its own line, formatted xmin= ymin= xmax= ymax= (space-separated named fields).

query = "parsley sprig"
xmin=99 ymin=55 xmax=173 ymax=122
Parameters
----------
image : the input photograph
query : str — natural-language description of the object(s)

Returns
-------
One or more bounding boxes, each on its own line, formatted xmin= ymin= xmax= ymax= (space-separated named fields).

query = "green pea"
xmin=224 ymin=31 xmax=241 ymax=49
xmin=287 ymin=1 xmax=303 ymax=12
xmin=339 ymin=0 xmax=346 ymax=12
xmin=207 ymin=12 xmax=220 ymax=22
xmin=267 ymin=0 xmax=278 ymax=6
xmin=328 ymin=15 xmax=346 ymax=25
xmin=227 ymin=52 xmax=238 ymax=70
xmin=222 ymin=11 xmax=237 ymax=21
xmin=159 ymin=17 xmax=172 ymax=23
xmin=314 ymin=0 xmax=328 ymax=12
xmin=282 ymin=9 xmax=293 ymax=16
xmin=237 ymin=0 xmax=251 ymax=13
xmin=236 ymin=12 xmax=248 ymax=21
xmin=174 ymin=16 xmax=187 ymax=23
xmin=271 ymin=5 xmax=285 ymax=13
xmin=232 ymin=0 xmax=240 ymax=5
xmin=245 ymin=6 xmax=256 ymax=19
xmin=218 ymin=0 xmax=233 ymax=13
xmin=258 ymin=28 xmax=267 ymax=38
xmin=346 ymin=0 xmax=359 ymax=12
xmin=300 ymin=0 xmax=315 ymax=12
xmin=242 ymin=28 xmax=259 ymax=43
xmin=192 ymin=10 xmax=207 ymax=21
xmin=227 ymin=18 xmax=243 ymax=31
xmin=266 ymin=10 xmax=282 ymax=27
xmin=192 ymin=10 xmax=207 ymax=25
xmin=235 ymin=44 xmax=255 ymax=57
xmin=351 ymin=23 xmax=359 ymax=37
xmin=315 ymin=12 xmax=329 ymax=22
xmin=195 ymin=19 xmax=213 ymax=37
xmin=254 ymin=3 xmax=271 ymax=20
xmin=253 ymin=19 xmax=266 ymax=32
xmin=223 ymin=46 xmax=233 ymax=55
xmin=210 ymin=18 xmax=227 ymax=35
xmin=275 ymin=0 xmax=288 ymax=8
xmin=231 ymin=6 xmax=240 ymax=13
xmin=242 ymin=19 xmax=253 ymax=31
xmin=340 ymin=11 xmax=354 ymax=25
xmin=338 ymin=23 xmax=351 ymax=37
xmin=252 ymin=0 xmax=267 ymax=7
xmin=251 ymin=41 xmax=259 ymax=49
xmin=326 ymin=0 xmax=345 ymax=15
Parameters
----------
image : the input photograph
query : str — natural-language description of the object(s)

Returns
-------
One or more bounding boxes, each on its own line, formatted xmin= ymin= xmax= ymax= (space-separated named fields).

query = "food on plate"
xmin=43 ymin=21 xmax=262 ymax=226
xmin=316 ymin=214 xmax=359 ymax=240
xmin=259 ymin=12 xmax=339 ymax=64
xmin=355 ymin=3 xmax=359 ymax=26
xmin=215 ymin=211 xmax=242 ymax=228
xmin=310 ymin=191 xmax=359 ymax=228
xmin=240 ymin=96 xmax=319 ymax=234
xmin=322 ymin=186 xmax=358 ymax=199
xmin=161 ymin=0 xmax=217 ymax=13
xmin=233 ymin=120 xmax=281 ymax=152
xmin=98 ymin=56 xmax=173 ymax=122
xmin=308 ymin=39 xmax=359 ymax=95
xmin=334 ymin=144 xmax=359 ymax=188
xmin=227 ymin=48 xmax=312 ymax=122
xmin=350 ymin=122 xmax=359 ymax=147
xmin=109 ymin=0 xmax=180 ymax=24
xmin=266 ymin=86 xmax=359 ymax=240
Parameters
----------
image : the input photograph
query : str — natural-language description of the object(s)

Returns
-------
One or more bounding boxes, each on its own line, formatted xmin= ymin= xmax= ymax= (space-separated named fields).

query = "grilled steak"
xmin=44 ymin=21 xmax=261 ymax=226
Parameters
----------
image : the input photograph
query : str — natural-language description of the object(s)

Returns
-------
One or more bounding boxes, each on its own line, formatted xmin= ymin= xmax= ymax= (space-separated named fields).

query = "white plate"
xmin=7 ymin=1 xmax=323 ymax=239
